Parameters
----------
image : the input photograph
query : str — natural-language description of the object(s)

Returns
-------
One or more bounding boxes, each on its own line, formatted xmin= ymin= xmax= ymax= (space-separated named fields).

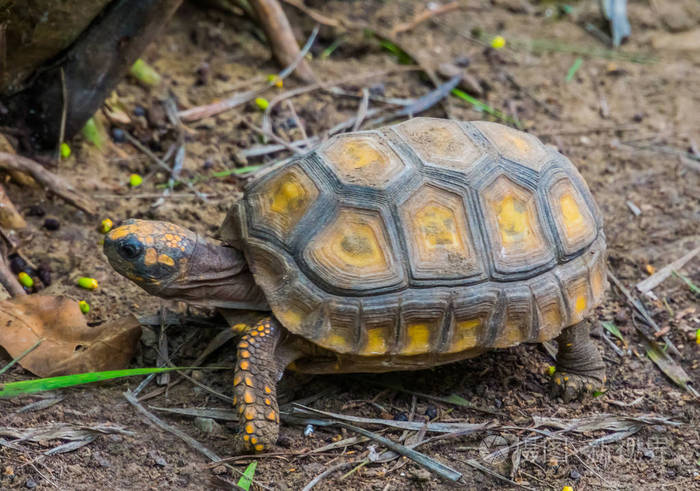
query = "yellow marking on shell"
xmin=575 ymin=294 xmax=587 ymax=313
xmin=233 ymin=374 xmax=242 ymax=386
xmin=537 ymin=304 xmax=563 ymax=342
xmin=157 ymin=254 xmax=175 ymax=266
xmin=244 ymin=407 xmax=256 ymax=420
xmin=239 ymin=360 xmax=250 ymax=370
xmin=244 ymin=375 xmax=254 ymax=387
xmin=270 ymin=179 xmax=307 ymax=215
xmin=264 ymin=386 xmax=272 ymax=394
xmin=243 ymin=390 xmax=255 ymax=404
xmin=449 ymin=318 xmax=481 ymax=352
xmin=245 ymin=423 xmax=255 ymax=434
xmin=144 ymin=248 xmax=157 ymax=266
xmin=590 ymin=262 xmax=605 ymax=301
xmin=497 ymin=195 xmax=529 ymax=244
xmin=240 ymin=350 xmax=251 ymax=359
xmin=415 ymin=204 xmax=459 ymax=248
xmin=361 ymin=328 xmax=388 ymax=355
xmin=254 ymin=444 xmax=264 ymax=452
xmin=335 ymin=139 xmax=387 ymax=170
xmin=266 ymin=410 xmax=276 ymax=421
xmin=401 ymin=323 xmax=433 ymax=355
xmin=331 ymin=222 xmax=385 ymax=269
xmin=323 ymin=333 xmax=350 ymax=351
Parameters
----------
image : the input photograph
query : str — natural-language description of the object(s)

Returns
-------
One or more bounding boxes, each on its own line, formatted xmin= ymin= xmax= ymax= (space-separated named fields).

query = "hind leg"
xmin=551 ymin=321 xmax=606 ymax=402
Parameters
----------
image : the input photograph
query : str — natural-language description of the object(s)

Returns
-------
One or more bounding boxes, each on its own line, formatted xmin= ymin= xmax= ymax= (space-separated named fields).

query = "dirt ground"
xmin=1 ymin=1 xmax=699 ymax=489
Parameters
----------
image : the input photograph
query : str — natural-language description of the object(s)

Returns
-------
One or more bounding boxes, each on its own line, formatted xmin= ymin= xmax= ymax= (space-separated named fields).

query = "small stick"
xmin=177 ymin=25 xmax=319 ymax=122
xmin=302 ymin=461 xmax=359 ymax=491
xmin=352 ymin=88 xmax=370 ymax=132
xmin=0 ymin=152 xmax=94 ymax=215
xmin=56 ymin=68 xmax=68 ymax=164
xmin=248 ymin=0 xmax=315 ymax=82
xmin=636 ymin=246 xmax=700 ymax=295
xmin=390 ymin=1 xmax=460 ymax=36
xmin=241 ymin=118 xmax=305 ymax=155
xmin=284 ymin=100 xmax=308 ymax=141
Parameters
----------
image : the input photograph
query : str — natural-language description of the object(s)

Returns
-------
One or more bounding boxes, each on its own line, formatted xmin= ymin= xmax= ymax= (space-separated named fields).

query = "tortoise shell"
xmin=222 ymin=118 xmax=606 ymax=360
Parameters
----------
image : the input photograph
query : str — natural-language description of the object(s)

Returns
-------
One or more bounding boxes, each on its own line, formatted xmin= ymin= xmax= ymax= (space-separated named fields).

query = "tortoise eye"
xmin=119 ymin=241 xmax=143 ymax=259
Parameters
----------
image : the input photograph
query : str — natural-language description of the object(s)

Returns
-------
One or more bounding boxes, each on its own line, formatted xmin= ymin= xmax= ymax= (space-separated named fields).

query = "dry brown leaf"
xmin=0 ymin=295 xmax=141 ymax=377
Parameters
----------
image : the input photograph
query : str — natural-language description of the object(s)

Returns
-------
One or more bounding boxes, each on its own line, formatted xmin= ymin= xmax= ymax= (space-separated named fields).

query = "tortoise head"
xmin=103 ymin=219 xmax=197 ymax=295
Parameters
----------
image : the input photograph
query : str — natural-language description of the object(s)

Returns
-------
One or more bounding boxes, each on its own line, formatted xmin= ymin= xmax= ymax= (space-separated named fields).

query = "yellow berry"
xmin=267 ymin=74 xmax=283 ymax=88
xmin=60 ymin=143 xmax=71 ymax=159
xmin=491 ymin=35 xmax=506 ymax=49
xmin=18 ymin=272 xmax=34 ymax=288
xmin=99 ymin=218 xmax=113 ymax=234
xmin=77 ymin=277 xmax=98 ymax=290
xmin=255 ymin=97 xmax=269 ymax=110
xmin=78 ymin=300 xmax=90 ymax=314
xmin=562 ymin=487 xmax=574 ymax=491
xmin=696 ymin=329 xmax=700 ymax=345
xmin=547 ymin=365 xmax=556 ymax=376
xmin=129 ymin=174 xmax=143 ymax=187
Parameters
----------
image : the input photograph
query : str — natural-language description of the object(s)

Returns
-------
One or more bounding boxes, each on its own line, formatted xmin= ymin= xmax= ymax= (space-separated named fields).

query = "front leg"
xmin=232 ymin=317 xmax=283 ymax=453
xmin=551 ymin=321 xmax=606 ymax=402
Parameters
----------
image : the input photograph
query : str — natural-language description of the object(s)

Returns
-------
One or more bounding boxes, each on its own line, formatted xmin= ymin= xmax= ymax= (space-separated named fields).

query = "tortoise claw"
xmin=550 ymin=371 xmax=605 ymax=402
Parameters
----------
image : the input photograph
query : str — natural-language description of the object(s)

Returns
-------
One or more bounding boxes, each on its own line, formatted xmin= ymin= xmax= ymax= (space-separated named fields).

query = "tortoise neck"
xmin=160 ymin=238 xmax=269 ymax=310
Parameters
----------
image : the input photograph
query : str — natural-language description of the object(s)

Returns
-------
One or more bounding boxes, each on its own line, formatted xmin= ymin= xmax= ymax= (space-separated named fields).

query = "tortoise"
xmin=104 ymin=118 xmax=607 ymax=454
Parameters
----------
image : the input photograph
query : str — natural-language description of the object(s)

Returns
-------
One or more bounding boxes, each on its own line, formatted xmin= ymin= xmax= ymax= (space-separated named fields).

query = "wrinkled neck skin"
xmin=155 ymin=237 xmax=269 ymax=311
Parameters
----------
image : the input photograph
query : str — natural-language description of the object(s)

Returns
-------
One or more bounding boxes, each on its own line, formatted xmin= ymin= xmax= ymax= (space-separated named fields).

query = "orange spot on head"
xmin=144 ymin=248 xmax=157 ymax=266
xmin=157 ymin=254 xmax=175 ymax=267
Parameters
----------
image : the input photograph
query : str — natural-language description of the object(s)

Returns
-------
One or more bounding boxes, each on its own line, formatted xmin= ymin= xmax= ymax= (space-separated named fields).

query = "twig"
xmin=241 ymin=118 xmax=305 ymax=155
xmin=352 ymin=88 xmax=370 ymax=132
xmin=124 ymin=389 xmax=222 ymax=462
xmin=390 ymin=2 xmax=460 ymax=36
xmin=0 ymin=253 xmax=25 ymax=297
xmin=0 ymin=338 xmax=42 ymax=376
xmin=302 ymin=461 xmax=359 ymax=491
xmin=56 ymin=68 xmax=68 ymax=164
xmin=0 ymin=152 xmax=94 ymax=214
xmin=177 ymin=25 xmax=319 ymax=122
xmin=249 ymin=0 xmax=315 ymax=82
xmin=284 ymin=100 xmax=308 ymax=141
xmin=456 ymin=458 xmax=534 ymax=489
xmin=636 ymin=246 xmax=700 ymax=296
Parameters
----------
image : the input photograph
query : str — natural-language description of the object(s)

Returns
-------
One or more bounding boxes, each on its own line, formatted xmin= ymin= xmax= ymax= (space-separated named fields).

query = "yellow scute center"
xmin=415 ymin=204 xmax=458 ymax=248
xmin=575 ymin=294 xmax=587 ymax=313
xmin=331 ymin=223 xmax=386 ymax=269
xmin=270 ymin=179 xmax=307 ymax=215
xmin=401 ymin=323 xmax=433 ymax=355
xmin=560 ymin=193 xmax=588 ymax=239
xmin=362 ymin=328 xmax=388 ymax=355
xmin=497 ymin=195 xmax=529 ymax=244
xmin=342 ymin=140 xmax=387 ymax=170
xmin=449 ymin=318 xmax=481 ymax=352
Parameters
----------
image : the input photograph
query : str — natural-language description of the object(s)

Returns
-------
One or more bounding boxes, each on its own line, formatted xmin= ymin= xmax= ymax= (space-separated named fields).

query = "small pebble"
xmin=8 ymin=255 xmax=29 ymax=275
xmin=37 ymin=264 xmax=51 ymax=286
xmin=570 ymin=469 xmax=581 ymax=480
xmin=393 ymin=411 xmax=408 ymax=422
xmin=304 ymin=424 xmax=314 ymax=437
xmin=424 ymin=405 xmax=438 ymax=419
xmin=25 ymin=479 xmax=37 ymax=489
xmin=111 ymin=127 xmax=126 ymax=143
xmin=27 ymin=205 xmax=46 ymax=217
xmin=133 ymin=106 xmax=146 ymax=117
xmin=43 ymin=218 xmax=60 ymax=231
xmin=454 ymin=55 xmax=471 ymax=67
xmin=194 ymin=417 xmax=222 ymax=434
xmin=369 ymin=83 xmax=385 ymax=97
xmin=202 ymin=159 xmax=214 ymax=170
xmin=643 ymin=449 xmax=654 ymax=459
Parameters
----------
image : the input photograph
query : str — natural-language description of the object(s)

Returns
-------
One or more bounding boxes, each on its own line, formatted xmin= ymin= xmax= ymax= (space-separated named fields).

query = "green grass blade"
xmin=236 ymin=461 xmax=257 ymax=490
xmin=0 ymin=367 xmax=184 ymax=398
xmin=566 ymin=57 xmax=583 ymax=82
xmin=673 ymin=271 xmax=700 ymax=295
xmin=450 ymin=88 xmax=520 ymax=127
xmin=601 ymin=321 xmax=626 ymax=344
